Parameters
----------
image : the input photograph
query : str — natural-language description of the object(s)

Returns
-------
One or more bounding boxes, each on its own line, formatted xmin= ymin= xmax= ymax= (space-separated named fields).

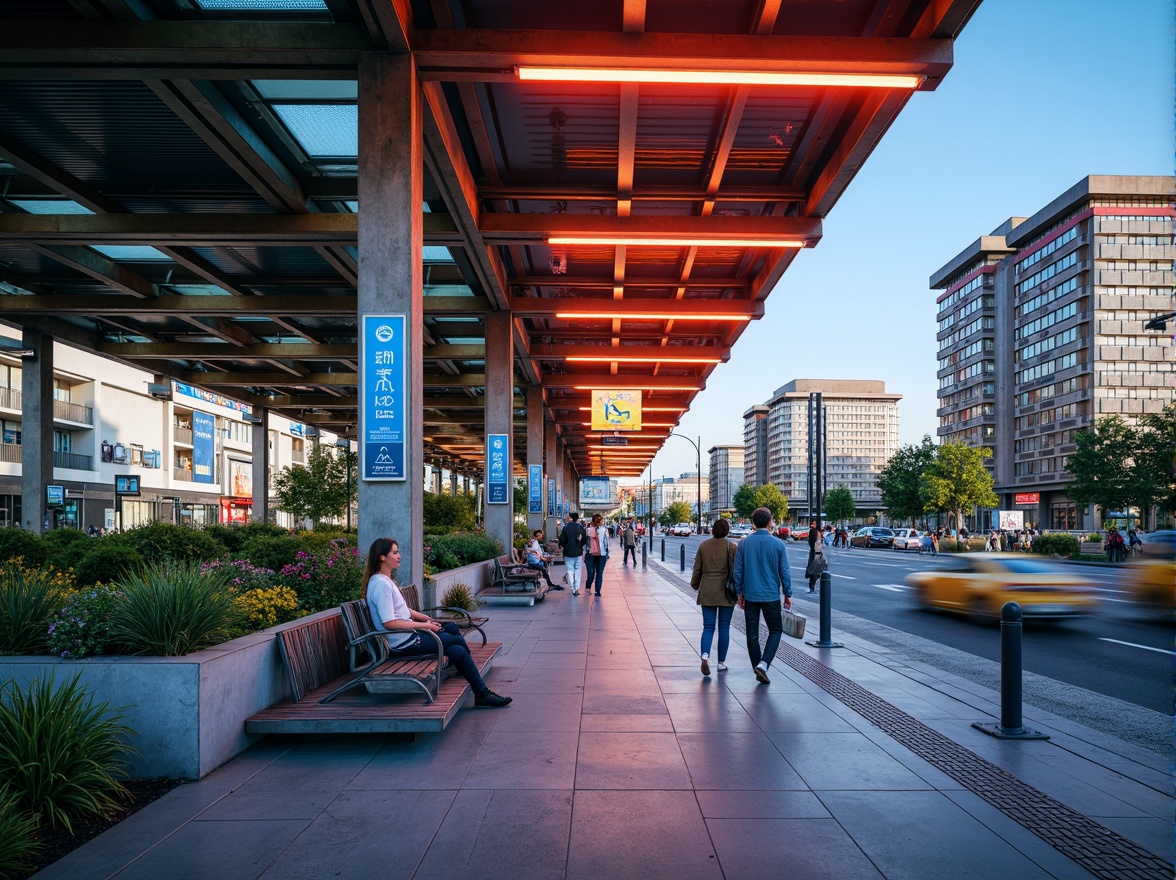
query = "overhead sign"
xmin=115 ymin=475 xmax=141 ymax=496
xmin=361 ymin=314 xmax=407 ymax=481
xmin=590 ymin=389 xmax=642 ymax=432
xmin=1014 ymin=492 xmax=1040 ymax=505
xmin=579 ymin=476 xmax=614 ymax=507
xmin=46 ymin=485 xmax=64 ymax=507
xmin=528 ymin=464 xmax=543 ymax=514
xmin=486 ymin=433 xmax=509 ymax=504
xmin=600 ymin=435 xmax=629 ymax=446
xmin=192 ymin=411 xmax=216 ymax=484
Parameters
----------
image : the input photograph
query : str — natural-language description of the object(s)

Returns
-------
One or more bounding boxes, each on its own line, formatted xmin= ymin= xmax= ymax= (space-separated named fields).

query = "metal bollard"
xmin=971 ymin=603 xmax=1048 ymax=740
xmin=660 ymin=538 xmax=665 ymax=561
xmin=806 ymin=571 xmax=841 ymax=648
xmin=680 ymin=543 xmax=686 ymax=571
xmin=641 ymin=541 xmax=647 ymax=569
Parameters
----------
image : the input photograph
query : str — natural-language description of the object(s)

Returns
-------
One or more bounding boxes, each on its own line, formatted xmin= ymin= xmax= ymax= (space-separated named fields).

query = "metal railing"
xmin=54 ymin=399 xmax=93 ymax=424
xmin=173 ymin=467 xmax=193 ymax=481
xmin=0 ymin=444 xmax=20 ymax=463
xmin=0 ymin=386 xmax=20 ymax=411
xmin=53 ymin=451 xmax=93 ymax=470
xmin=174 ymin=427 xmax=193 ymax=444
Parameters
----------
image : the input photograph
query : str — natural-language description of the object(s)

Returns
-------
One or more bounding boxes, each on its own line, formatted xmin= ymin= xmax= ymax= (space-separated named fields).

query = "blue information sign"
xmin=548 ymin=478 xmax=556 ymax=514
xmin=528 ymin=465 xmax=543 ymax=514
xmin=486 ymin=433 xmax=509 ymax=504
xmin=192 ymin=411 xmax=215 ymax=484
xmin=361 ymin=315 xmax=407 ymax=481
xmin=46 ymin=485 xmax=64 ymax=507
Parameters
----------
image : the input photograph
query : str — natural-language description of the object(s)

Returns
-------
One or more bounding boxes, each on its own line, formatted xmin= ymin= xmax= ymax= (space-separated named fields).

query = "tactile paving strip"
xmin=649 ymin=565 xmax=1173 ymax=880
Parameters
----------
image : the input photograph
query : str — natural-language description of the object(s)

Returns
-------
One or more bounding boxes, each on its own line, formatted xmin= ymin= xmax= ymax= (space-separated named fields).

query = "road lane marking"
xmin=873 ymin=584 xmax=909 ymax=592
xmin=1098 ymin=638 xmax=1175 ymax=656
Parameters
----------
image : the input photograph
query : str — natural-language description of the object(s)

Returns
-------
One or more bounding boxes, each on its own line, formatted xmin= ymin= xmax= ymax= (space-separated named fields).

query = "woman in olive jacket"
xmin=690 ymin=517 xmax=738 ymax=676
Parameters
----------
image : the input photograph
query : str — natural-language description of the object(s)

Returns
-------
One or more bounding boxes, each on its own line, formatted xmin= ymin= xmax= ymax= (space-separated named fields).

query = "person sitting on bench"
xmin=363 ymin=537 xmax=511 ymax=708
xmin=524 ymin=529 xmax=559 ymax=589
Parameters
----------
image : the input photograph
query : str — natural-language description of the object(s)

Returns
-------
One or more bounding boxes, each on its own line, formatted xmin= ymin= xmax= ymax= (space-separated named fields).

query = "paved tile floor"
xmin=34 ymin=558 xmax=1173 ymax=880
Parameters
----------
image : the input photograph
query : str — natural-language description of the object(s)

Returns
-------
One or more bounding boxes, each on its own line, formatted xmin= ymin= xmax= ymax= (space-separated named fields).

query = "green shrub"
xmin=1031 ymin=533 xmax=1081 ymax=558
xmin=0 ymin=673 xmax=134 ymax=833
xmin=423 ymin=531 xmax=503 ymax=573
xmin=278 ymin=542 xmax=362 ymax=613
xmin=119 ymin=522 xmax=225 ymax=563
xmin=41 ymin=527 xmax=89 ymax=554
xmin=72 ymin=542 xmax=145 ymax=589
xmin=240 ymin=534 xmax=301 ymax=572
xmin=440 ymin=582 xmax=478 ymax=612
xmin=0 ymin=785 xmax=40 ymax=876
xmin=423 ymin=491 xmax=477 ymax=531
xmin=201 ymin=523 xmax=245 ymax=554
xmin=0 ymin=563 xmax=69 ymax=655
xmin=46 ymin=587 xmax=122 ymax=659
xmin=0 ymin=528 xmax=48 ymax=568
xmin=109 ymin=560 xmax=242 ymax=656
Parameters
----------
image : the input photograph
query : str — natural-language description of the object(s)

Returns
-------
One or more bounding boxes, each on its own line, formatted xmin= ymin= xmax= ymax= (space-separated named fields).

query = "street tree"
xmin=1138 ymin=405 xmax=1176 ymax=519
xmin=664 ymin=500 xmax=693 ymax=524
xmin=732 ymin=483 xmax=759 ymax=520
xmin=878 ymin=435 xmax=937 ymax=526
xmin=1064 ymin=415 xmax=1143 ymax=520
xmin=272 ymin=442 xmax=349 ymax=528
xmin=752 ymin=483 xmax=789 ymax=523
xmin=920 ymin=442 xmax=998 ymax=532
xmin=824 ymin=486 xmax=856 ymax=525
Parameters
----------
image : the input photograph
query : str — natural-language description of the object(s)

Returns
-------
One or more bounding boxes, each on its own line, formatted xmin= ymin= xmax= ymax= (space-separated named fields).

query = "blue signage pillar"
xmin=483 ymin=312 xmax=514 ymax=554
xmin=526 ymin=385 xmax=545 ymax=530
xmin=357 ymin=54 xmax=424 ymax=591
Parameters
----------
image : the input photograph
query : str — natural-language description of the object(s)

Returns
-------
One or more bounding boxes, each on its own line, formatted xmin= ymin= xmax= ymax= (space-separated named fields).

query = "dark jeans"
xmin=525 ymin=561 xmax=553 ymax=584
xmin=392 ymin=622 xmax=487 ymax=694
xmin=584 ymin=553 xmax=609 ymax=593
xmin=622 ymin=544 xmax=638 ymax=565
xmin=743 ymin=599 xmax=783 ymax=669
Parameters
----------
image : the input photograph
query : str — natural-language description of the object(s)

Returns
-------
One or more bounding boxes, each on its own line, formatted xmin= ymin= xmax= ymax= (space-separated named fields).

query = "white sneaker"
xmin=717 ymin=661 xmax=728 ymax=671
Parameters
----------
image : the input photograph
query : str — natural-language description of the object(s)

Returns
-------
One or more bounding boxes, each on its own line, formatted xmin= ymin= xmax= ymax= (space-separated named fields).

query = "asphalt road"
xmin=648 ymin=532 xmax=1173 ymax=716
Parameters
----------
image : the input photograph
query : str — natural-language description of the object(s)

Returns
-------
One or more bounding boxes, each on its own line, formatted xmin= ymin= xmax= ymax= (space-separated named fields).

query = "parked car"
xmin=850 ymin=527 xmax=895 ymax=548
xmin=892 ymin=528 xmax=921 ymax=551
xmin=905 ymin=557 xmax=1097 ymax=621
xmin=668 ymin=523 xmax=694 ymax=537
xmin=729 ymin=524 xmax=753 ymax=538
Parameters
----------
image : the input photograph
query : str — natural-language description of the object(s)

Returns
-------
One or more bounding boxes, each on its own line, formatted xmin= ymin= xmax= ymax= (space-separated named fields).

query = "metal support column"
xmin=20 ymin=328 xmax=53 ymax=533
xmin=483 ymin=311 xmax=514 ymax=555
xmin=250 ymin=407 xmax=270 ymax=524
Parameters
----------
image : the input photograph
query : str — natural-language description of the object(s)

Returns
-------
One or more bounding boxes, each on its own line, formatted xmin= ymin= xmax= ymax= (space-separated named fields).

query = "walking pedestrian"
xmin=621 ymin=519 xmax=638 ymax=566
xmin=734 ymin=507 xmax=792 ymax=684
xmin=691 ymin=517 xmax=737 ymax=676
xmin=584 ymin=513 xmax=611 ymax=596
xmin=805 ymin=533 xmax=827 ymax=593
xmin=558 ymin=512 xmax=588 ymax=595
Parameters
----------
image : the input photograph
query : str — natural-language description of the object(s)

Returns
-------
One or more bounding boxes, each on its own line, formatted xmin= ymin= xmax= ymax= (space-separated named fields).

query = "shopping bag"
xmin=782 ymin=607 xmax=806 ymax=639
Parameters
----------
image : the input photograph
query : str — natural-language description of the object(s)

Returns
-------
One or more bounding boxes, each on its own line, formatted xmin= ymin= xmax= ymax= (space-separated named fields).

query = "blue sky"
xmin=638 ymin=0 xmax=1174 ymax=484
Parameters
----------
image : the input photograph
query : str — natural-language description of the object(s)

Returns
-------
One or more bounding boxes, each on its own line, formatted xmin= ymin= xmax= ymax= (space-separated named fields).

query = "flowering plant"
xmin=45 ymin=586 xmax=122 ymax=659
xmin=234 ymin=586 xmax=303 ymax=630
xmin=279 ymin=540 xmax=362 ymax=612
xmin=201 ymin=558 xmax=277 ymax=592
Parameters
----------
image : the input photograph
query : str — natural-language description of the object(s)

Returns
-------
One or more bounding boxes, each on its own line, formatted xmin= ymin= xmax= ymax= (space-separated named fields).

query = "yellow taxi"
xmin=905 ymin=556 xmax=1097 ymax=622
xmin=1123 ymin=530 xmax=1174 ymax=611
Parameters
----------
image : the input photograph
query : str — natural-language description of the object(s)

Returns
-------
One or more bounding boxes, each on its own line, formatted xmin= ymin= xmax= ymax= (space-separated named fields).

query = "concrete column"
xmin=431 ymin=465 xmax=442 ymax=494
xmin=462 ymin=475 xmax=470 ymax=495
xmin=357 ymin=52 xmax=424 ymax=588
xmin=483 ymin=310 xmax=514 ymax=554
xmin=250 ymin=407 xmax=269 ymax=524
xmin=526 ymin=385 xmax=545 ymax=533
xmin=545 ymin=424 xmax=558 ymax=536
xmin=449 ymin=470 xmax=458 ymax=494
xmin=20 ymin=329 xmax=53 ymax=533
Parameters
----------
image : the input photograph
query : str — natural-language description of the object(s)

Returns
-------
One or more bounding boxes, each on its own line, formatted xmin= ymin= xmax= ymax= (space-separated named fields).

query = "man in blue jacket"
xmin=733 ymin=507 xmax=792 ymax=684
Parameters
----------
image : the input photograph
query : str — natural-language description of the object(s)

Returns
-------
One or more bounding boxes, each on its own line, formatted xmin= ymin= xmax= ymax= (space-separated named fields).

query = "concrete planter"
xmin=425 ymin=558 xmax=493 ymax=608
xmin=0 ymin=611 xmax=336 ymax=781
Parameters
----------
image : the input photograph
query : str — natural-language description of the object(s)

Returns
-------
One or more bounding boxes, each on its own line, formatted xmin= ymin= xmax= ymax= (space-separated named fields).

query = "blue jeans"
xmin=392 ymin=622 xmax=488 ymax=694
xmin=743 ymin=600 xmax=783 ymax=668
xmin=700 ymin=605 xmax=733 ymax=660
xmin=584 ymin=553 xmax=608 ymax=593
xmin=564 ymin=554 xmax=583 ymax=590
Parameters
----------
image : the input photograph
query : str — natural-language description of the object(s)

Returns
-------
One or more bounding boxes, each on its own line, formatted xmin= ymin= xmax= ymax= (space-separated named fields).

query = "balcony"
xmin=174 ymin=427 xmax=193 ymax=445
xmin=0 ymin=386 xmax=20 ymax=411
xmin=54 ymin=399 xmax=93 ymax=425
xmin=54 ymin=451 xmax=93 ymax=470
xmin=174 ymin=467 xmax=193 ymax=482
xmin=0 ymin=444 xmax=20 ymax=463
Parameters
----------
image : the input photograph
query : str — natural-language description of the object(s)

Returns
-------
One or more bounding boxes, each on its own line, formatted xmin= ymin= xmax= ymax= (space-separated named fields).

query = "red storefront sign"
xmin=1014 ymin=492 xmax=1040 ymax=505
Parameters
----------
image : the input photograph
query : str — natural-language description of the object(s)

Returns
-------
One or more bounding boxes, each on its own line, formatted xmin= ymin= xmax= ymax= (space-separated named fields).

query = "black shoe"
xmin=549 ymin=585 xmax=565 ymax=591
xmin=594 ymin=592 xmax=601 ymax=596
xmin=807 ymin=588 xmax=815 ymax=593
xmin=475 ymin=690 xmax=512 ymax=708
xmin=754 ymin=666 xmax=771 ymax=685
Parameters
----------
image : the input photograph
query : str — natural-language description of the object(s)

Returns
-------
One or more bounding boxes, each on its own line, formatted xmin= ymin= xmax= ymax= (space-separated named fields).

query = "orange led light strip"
xmin=517 ymin=67 xmax=922 ymax=89
xmin=548 ymin=236 xmax=806 ymax=248
xmin=555 ymin=312 xmax=750 ymax=322
xmin=577 ymin=406 xmax=685 ymax=412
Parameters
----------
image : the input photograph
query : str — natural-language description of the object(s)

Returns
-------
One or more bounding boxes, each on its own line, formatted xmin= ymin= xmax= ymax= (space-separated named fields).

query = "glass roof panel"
xmin=90 ymin=246 xmax=172 ymax=262
xmin=10 ymin=200 xmax=94 ymax=214
xmin=194 ymin=0 xmax=326 ymax=9
xmin=253 ymin=80 xmax=357 ymax=101
xmin=272 ymin=105 xmax=357 ymax=157
xmin=423 ymin=246 xmax=455 ymax=263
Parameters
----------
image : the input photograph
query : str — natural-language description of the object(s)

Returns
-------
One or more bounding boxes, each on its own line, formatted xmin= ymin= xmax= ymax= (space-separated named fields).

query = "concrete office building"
xmin=741 ymin=405 xmax=770 ymax=487
xmin=707 ymin=444 xmax=745 ymax=517
xmin=742 ymin=379 xmax=901 ymax=518
xmin=930 ymin=175 xmax=1174 ymax=531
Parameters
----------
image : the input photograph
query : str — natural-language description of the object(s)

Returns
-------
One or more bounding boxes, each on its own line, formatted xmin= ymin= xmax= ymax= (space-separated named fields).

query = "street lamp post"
xmin=335 ymin=438 xmax=353 ymax=530
xmin=669 ymin=432 xmax=703 ymax=535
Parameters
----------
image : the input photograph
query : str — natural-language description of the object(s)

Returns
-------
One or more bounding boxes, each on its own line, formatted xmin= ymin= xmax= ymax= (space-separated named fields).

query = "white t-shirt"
xmin=366 ymin=573 xmax=415 ymax=649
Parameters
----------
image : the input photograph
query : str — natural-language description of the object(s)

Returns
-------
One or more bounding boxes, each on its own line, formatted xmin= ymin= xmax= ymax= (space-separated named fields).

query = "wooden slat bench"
xmin=245 ymin=603 xmax=502 ymax=735
xmin=400 ymin=584 xmax=488 ymax=646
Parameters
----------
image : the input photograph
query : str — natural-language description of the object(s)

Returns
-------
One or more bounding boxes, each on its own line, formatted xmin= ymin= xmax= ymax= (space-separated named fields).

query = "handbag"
xmin=723 ymin=545 xmax=738 ymax=603
xmin=804 ymin=551 xmax=828 ymax=580
xmin=782 ymin=606 xmax=807 ymax=639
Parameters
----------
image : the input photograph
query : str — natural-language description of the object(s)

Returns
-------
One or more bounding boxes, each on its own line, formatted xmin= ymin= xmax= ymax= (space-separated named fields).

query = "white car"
xmin=669 ymin=523 xmax=694 ymax=536
xmin=729 ymin=524 xmax=753 ymax=538
xmin=892 ymin=528 xmax=921 ymax=551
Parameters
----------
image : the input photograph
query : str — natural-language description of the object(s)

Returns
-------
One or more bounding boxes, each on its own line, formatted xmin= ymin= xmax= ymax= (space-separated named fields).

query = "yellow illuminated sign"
xmin=590 ymin=389 xmax=642 ymax=432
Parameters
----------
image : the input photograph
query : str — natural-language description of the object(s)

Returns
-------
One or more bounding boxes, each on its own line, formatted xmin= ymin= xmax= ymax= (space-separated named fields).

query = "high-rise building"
xmin=930 ymin=175 xmax=1174 ymax=530
xmin=707 ymin=445 xmax=744 ymax=517
xmin=742 ymin=379 xmax=900 ymax=518
xmin=742 ymin=405 xmax=769 ymax=487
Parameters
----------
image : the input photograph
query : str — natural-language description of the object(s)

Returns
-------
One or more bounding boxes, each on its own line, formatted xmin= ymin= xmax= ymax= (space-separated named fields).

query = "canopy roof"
xmin=0 ymin=0 xmax=979 ymax=480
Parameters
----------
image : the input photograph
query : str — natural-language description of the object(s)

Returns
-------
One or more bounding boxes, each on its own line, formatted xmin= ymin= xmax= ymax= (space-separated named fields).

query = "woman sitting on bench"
xmin=524 ymin=528 xmax=559 ymax=589
xmin=362 ymin=537 xmax=511 ymax=708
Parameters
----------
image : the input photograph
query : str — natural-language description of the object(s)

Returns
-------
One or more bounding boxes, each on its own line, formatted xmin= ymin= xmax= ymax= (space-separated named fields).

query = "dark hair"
xmin=533 ymin=529 xmax=543 ymax=538
xmin=752 ymin=507 xmax=772 ymax=529
xmin=712 ymin=518 xmax=730 ymax=538
xmin=570 ymin=511 xmax=580 ymax=521
xmin=362 ymin=537 xmax=398 ymax=587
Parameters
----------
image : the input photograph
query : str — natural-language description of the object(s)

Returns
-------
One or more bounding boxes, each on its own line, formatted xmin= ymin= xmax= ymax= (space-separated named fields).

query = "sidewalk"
xmin=34 ymin=557 xmax=1173 ymax=880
